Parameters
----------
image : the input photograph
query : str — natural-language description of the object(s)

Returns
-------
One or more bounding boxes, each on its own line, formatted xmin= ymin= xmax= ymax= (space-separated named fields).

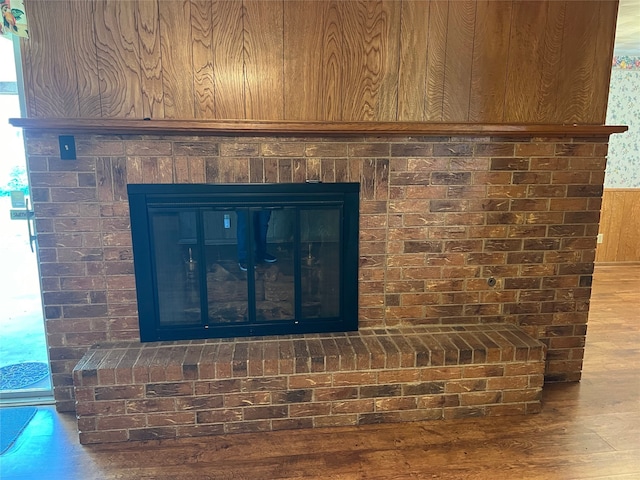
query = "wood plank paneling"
xmin=424 ymin=0 xmax=448 ymax=122
xmin=23 ymin=0 xmax=81 ymax=117
xmin=284 ymin=1 xmax=323 ymax=120
xmin=212 ymin=0 xmax=245 ymax=119
xmin=596 ymin=189 xmax=640 ymax=263
xmin=158 ymin=0 xmax=194 ymax=118
xmin=442 ymin=0 xmax=476 ymax=122
xmin=70 ymin=0 xmax=102 ymax=117
xmin=95 ymin=0 xmax=143 ymax=118
xmin=284 ymin=1 xmax=343 ymax=120
xmin=321 ymin=1 xmax=344 ymax=121
xmin=503 ymin=1 xmax=563 ymax=123
xmin=18 ymin=33 xmax=36 ymax=117
xmin=136 ymin=0 xmax=165 ymax=119
xmin=341 ymin=0 xmax=400 ymax=121
xmin=191 ymin=0 xmax=214 ymax=118
xmin=553 ymin=1 xmax=601 ymax=124
xmin=243 ymin=0 xmax=284 ymax=120
xmin=397 ymin=0 xmax=429 ymax=121
xmin=468 ymin=0 xmax=512 ymax=122
xmin=18 ymin=0 xmax=618 ymax=124
xmin=591 ymin=1 xmax=619 ymax=124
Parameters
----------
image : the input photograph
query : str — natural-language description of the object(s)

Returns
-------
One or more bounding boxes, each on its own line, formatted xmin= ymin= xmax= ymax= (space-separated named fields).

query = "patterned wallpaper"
xmin=605 ymin=57 xmax=640 ymax=188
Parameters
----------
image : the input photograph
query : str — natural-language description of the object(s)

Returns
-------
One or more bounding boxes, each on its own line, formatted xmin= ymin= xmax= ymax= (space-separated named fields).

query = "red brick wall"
xmin=24 ymin=133 xmax=607 ymax=411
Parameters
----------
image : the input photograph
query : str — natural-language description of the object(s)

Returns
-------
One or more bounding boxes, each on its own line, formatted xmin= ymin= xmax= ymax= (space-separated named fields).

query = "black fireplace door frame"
xmin=128 ymin=183 xmax=359 ymax=341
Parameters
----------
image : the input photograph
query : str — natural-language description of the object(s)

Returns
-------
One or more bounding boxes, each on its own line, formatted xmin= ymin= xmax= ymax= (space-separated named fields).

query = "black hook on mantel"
xmin=58 ymin=135 xmax=76 ymax=160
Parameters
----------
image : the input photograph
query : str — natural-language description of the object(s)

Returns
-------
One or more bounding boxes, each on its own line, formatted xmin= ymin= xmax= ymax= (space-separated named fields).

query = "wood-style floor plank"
xmin=1 ymin=265 xmax=639 ymax=479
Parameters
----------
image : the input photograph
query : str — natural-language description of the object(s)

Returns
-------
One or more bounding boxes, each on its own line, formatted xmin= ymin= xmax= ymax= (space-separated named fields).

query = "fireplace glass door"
xmin=129 ymin=183 xmax=359 ymax=341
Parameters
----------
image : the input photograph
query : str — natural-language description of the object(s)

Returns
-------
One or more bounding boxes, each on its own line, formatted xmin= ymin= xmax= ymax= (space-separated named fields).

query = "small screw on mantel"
xmin=487 ymin=277 xmax=497 ymax=287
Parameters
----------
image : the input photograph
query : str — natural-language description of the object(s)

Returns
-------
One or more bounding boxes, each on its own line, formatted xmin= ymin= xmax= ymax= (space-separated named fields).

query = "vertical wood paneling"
xmin=191 ymin=0 xmax=214 ymax=118
xmin=468 ymin=1 xmax=512 ymax=122
xmin=591 ymin=0 xmax=619 ymax=124
xmin=284 ymin=1 xmax=343 ymax=120
xmin=283 ymin=1 xmax=323 ymax=120
xmin=70 ymin=1 xmax=102 ymax=117
xmin=442 ymin=0 xmax=476 ymax=122
xmin=341 ymin=0 xmax=400 ymax=121
xmin=397 ymin=0 xmax=429 ymax=121
xmin=23 ymin=0 xmax=81 ymax=117
xmin=503 ymin=1 xmax=565 ymax=123
xmin=321 ymin=1 xmax=344 ymax=121
xmin=243 ymin=0 xmax=284 ymax=120
xmin=596 ymin=190 xmax=640 ymax=263
xmin=553 ymin=1 xmax=600 ymax=124
xmin=534 ymin=1 xmax=566 ymax=123
xmin=95 ymin=0 xmax=143 ymax=118
xmin=19 ymin=36 xmax=37 ymax=117
xmin=212 ymin=0 xmax=245 ymax=119
xmin=158 ymin=0 xmax=194 ymax=118
xmin=18 ymin=0 xmax=617 ymax=124
xmin=136 ymin=0 xmax=165 ymax=119
xmin=424 ymin=0 xmax=448 ymax=122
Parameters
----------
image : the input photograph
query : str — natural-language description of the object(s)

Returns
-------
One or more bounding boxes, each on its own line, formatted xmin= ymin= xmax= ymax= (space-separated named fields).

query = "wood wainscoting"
xmin=596 ymin=188 xmax=640 ymax=263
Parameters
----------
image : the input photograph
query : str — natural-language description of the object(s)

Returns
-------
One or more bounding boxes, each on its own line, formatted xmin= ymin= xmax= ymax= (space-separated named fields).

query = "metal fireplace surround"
xmin=128 ymin=182 xmax=360 ymax=342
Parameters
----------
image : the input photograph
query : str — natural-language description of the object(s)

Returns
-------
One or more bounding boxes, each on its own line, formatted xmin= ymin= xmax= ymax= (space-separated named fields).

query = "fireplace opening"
xmin=128 ymin=183 xmax=360 ymax=341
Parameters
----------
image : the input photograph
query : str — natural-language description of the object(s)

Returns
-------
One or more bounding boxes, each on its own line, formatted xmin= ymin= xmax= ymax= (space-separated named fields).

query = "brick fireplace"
xmin=16 ymin=119 xmax=623 ymax=443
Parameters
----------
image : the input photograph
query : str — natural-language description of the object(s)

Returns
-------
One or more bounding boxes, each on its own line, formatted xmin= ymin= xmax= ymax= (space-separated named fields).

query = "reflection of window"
xmin=129 ymin=183 xmax=360 ymax=341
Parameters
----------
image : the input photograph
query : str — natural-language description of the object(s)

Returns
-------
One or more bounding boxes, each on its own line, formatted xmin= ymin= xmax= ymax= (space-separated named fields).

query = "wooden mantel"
xmin=9 ymin=118 xmax=628 ymax=138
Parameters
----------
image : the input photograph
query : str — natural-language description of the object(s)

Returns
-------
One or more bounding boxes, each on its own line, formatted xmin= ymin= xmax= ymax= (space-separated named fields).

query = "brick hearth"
xmin=73 ymin=324 xmax=545 ymax=444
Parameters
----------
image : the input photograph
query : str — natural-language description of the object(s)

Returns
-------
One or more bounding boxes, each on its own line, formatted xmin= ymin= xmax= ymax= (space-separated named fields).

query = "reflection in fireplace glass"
xmin=154 ymin=207 xmax=343 ymax=325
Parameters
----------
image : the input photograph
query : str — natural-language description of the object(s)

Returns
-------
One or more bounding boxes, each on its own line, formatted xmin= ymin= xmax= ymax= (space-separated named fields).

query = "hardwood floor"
xmin=1 ymin=265 xmax=639 ymax=480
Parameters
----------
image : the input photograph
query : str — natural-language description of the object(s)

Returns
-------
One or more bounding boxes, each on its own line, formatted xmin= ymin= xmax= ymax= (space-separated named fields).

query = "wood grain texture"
xmin=23 ymin=0 xmax=81 ymax=117
xmin=442 ymin=0 xmax=476 ymax=122
xmin=341 ymin=0 xmax=400 ymax=121
xmin=424 ymin=0 xmax=448 ymax=122
xmin=212 ymin=0 xmax=245 ymax=119
xmin=136 ymin=0 xmax=165 ymax=119
xmin=158 ymin=0 xmax=194 ymax=118
xmin=468 ymin=0 xmax=512 ymax=122
xmin=9 ymin=118 xmax=628 ymax=137
xmin=596 ymin=189 xmax=640 ymax=263
xmin=553 ymin=1 xmax=601 ymax=124
xmin=191 ymin=0 xmax=214 ymax=118
xmin=397 ymin=0 xmax=429 ymax=121
xmin=284 ymin=1 xmax=324 ymax=120
xmin=17 ymin=0 xmax=618 ymax=124
xmin=591 ymin=1 xmax=619 ymax=124
xmin=320 ymin=1 xmax=345 ymax=121
xmin=4 ymin=265 xmax=639 ymax=479
xmin=284 ymin=1 xmax=344 ymax=120
xmin=503 ymin=1 xmax=565 ymax=123
xmin=18 ymin=36 xmax=37 ymax=118
xmin=70 ymin=0 xmax=102 ymax=117
xmin=243 ymin=0 xmax=284 ymax=120
xmin=95 ymin=0 xmax=143 ymax=118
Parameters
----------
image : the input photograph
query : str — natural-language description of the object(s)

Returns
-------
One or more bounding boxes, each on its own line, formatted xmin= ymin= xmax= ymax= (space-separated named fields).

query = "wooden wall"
xmin=596 ymin=189 xmax=640 ymax=263
xmin=20 ymin=0 xmax=618 ymax=123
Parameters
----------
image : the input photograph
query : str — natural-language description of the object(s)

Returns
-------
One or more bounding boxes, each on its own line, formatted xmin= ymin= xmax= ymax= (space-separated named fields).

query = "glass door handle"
xmin=25 ymin=199 xmax=36 ymax=252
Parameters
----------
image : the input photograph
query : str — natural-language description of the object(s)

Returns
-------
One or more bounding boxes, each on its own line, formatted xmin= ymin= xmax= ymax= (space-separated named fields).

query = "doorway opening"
xmin=0 ymin=36 xmax=52 ymax=404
